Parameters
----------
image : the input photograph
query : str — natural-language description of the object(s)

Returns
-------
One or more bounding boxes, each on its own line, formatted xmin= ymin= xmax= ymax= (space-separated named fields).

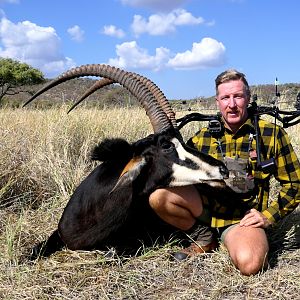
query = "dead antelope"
xmin=24 ymin=64 xmax=229 ymax=259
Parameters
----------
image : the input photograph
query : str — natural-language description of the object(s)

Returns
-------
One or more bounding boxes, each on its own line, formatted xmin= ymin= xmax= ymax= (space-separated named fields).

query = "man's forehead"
xmin=217 ymin=80 xmax=245 ymax=95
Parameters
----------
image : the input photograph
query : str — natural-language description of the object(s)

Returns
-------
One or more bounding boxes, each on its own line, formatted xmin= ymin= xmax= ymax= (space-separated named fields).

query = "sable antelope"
xmin=24 ymin=64 xmax=229 ymax=259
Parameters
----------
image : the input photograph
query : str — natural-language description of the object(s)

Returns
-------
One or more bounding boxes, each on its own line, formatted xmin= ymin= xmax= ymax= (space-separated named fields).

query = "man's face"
xmin=216 ymin=80 xmax=250 ymax=133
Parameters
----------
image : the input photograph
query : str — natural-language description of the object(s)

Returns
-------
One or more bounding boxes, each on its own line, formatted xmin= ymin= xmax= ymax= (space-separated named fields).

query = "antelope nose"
xmin=219 ymin=165 xmax=229 ymax=179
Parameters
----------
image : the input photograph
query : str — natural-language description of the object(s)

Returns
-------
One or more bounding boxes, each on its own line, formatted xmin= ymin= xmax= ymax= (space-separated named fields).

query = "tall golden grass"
xmin=0 ymin=106 xmax=299 ymax=299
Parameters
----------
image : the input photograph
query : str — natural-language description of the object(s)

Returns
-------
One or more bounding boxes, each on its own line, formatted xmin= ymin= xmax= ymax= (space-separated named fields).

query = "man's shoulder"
xmin=190 ymin=127 xmax=213 ymax=147
xmin=193 ymin=126 xmax=210 ymax=137
xmin=258 ymin=118 xmax=273 ymax=127
xmin=258 ymin=118 xmax=285 ymax=131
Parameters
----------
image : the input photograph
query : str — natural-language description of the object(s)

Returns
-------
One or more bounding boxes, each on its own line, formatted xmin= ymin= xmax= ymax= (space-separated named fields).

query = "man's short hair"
xmin=215 ymin=69 xmax=251 ymax=99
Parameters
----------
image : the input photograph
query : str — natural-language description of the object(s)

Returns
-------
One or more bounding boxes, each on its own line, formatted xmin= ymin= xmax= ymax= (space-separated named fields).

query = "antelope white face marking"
xmin=169 ymin=138 xmax=225 ymax=187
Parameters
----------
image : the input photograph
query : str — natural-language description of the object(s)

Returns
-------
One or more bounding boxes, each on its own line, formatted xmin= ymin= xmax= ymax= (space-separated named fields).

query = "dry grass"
xmin=0 ymin=106 xmax=299 ymax=299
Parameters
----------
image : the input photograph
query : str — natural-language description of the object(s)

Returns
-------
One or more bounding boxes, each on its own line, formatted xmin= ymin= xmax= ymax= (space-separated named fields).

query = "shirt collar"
xmin=221 ymin=116 xmax=255 ymax=135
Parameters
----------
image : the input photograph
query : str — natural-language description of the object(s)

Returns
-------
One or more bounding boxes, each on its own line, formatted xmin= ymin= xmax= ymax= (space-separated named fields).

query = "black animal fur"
xmin=30 ymin=129 xmax=227 ymax=259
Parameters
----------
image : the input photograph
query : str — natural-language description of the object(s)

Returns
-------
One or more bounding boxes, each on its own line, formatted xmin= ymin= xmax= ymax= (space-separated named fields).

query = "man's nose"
xmin=228 ymin=95 xmax=237 ymax=107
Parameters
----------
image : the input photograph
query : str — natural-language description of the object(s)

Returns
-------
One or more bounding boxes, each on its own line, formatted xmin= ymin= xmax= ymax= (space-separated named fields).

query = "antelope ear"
xmin=109 ymin=157 xmax=146 ymax=194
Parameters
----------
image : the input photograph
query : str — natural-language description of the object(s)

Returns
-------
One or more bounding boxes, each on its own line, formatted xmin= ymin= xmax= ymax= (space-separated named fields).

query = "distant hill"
xmin=4 ymin=78 xmax=300 ymax=111
xmin=5 ymin=78 xmax=140 ymax=109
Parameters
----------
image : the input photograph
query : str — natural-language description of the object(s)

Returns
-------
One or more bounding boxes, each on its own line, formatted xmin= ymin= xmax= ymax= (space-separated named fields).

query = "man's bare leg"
xmin=149 ymin=185 xmax=203 ymax=231
xmin=223 ymin=225 xmax=269 ymax=275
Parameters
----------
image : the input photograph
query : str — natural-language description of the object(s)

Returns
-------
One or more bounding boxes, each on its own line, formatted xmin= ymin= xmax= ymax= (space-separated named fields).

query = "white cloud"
xmin=0 ymin=17 xmax=75 ymax=77
xmin=67 ymin=25 xmax=84 ymax=42
xmin=108 ymin=38 xmax=226 ymax=71
xmin=120 ymin=0 xmax=189 ymax=12
xmin=102 ymin=25 xmax=125 ymax=38
xmin=108 ymin=41 xmax=170 ymax=71
xmin=131 ymin=9 xmax=204 ymax=36
xmin=173 ymin=9 xmax=204 ymax=25
xmin=167 ymin=37 xmax=226 ymax=69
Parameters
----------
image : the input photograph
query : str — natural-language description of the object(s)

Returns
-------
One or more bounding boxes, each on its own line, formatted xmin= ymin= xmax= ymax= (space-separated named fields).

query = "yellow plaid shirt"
xmin=191 ymin=117 xmax=300 ymax=228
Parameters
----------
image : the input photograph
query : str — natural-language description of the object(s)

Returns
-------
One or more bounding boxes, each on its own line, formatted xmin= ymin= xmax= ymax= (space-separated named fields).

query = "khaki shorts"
xmin=197 ymin=206 xmax=239 ymax=243
xmin=216 ymin=223 xmax=239 ymax=243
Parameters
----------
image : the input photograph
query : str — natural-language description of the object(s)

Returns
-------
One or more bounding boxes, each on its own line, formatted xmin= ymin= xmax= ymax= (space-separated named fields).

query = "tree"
xmin=0 ymin=58 xmax=45 ymax=104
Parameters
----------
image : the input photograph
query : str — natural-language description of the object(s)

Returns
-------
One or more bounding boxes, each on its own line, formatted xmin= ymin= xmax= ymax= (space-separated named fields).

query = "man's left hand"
xmin=239 ymin=208 xmax=272 ymax=229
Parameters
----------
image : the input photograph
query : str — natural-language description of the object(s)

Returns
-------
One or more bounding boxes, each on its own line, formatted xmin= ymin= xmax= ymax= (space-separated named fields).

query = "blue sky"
xmin=0 ymin=0 xmax=299 ymax=99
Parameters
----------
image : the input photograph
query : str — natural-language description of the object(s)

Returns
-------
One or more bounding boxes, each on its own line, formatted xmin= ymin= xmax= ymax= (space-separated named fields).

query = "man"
xmin=149 ymin=69 xmax=300 ymax=275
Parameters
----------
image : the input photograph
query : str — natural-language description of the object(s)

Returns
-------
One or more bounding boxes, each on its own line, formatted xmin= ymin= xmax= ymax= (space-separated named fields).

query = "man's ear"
xmin=109 ymin=157 xmax=147 ymax=194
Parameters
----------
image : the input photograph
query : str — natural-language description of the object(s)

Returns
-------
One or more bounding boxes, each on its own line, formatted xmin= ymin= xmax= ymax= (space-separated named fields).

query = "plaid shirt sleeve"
xmin=261 ymin=126 xmax=300 ymax=223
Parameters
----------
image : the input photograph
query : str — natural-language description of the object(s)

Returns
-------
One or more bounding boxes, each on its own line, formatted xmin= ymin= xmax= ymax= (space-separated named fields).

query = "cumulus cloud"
xmin=167 ymin=38 xmax=226 ymax=69
xmin=108 ymin=38 xmax=226 ymax=71
xmin=102 ymin=25 xmax=125 ymax=38
xmin=120 ymin=0 xmax=189 ymax=12
xmin=67 ymin=25 xmax=84 ymax=42
xmin=131 ymin=9 xmax=204 ymax=36
xmin=0 ymin=17 xmax=75 ymax=77
xmin=108 ymin=41 xmax=170 ymax=71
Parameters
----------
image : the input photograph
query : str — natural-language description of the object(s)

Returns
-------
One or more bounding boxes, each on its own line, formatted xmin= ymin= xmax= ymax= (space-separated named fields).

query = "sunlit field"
xmin=0 ymin=106 xmax=299 ymax=299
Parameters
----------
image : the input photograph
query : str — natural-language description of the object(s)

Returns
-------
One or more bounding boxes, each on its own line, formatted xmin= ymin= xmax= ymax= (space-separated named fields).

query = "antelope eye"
xmin=161 ymin=141 xmax=174 ymax=153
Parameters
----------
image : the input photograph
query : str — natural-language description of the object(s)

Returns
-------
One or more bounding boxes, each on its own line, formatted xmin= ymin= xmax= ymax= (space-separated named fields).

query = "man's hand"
xmin=239 ymin=208 xmax=272 ymax=229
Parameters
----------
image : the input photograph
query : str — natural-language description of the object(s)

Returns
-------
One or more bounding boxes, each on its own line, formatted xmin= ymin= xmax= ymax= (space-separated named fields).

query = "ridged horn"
xmin=23 ymin=64 xmax=172 ymax=133
xmin=129 ymin=72 xmax=177 ymax=128
xmin=67 ymin=72 xmax=177 ymax=128
xmin=67 ymin=78 xmax=115 ymax=114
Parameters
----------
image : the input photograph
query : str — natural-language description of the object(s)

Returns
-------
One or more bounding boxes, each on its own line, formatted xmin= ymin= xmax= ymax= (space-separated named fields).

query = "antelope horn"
xmin=67 ymin=78 xmax=114 ymax=114
xmin=129 ymin=72 xmax=177 ymax=128
xmin=67 ymin=72 xmax=177 ymax=128
xmin=23 ymin=64 xmax=172 ymax=133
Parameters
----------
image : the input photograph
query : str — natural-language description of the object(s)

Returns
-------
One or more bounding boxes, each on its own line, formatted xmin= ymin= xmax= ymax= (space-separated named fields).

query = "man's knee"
xmin=148 ymin=186 xmax=204 ymax=231
xmin=233 ymin=250 xmax=268 ymax=275
xmin=149 ymin=186 xmax=203 ymax=217
xmin=224 ymin=227 xmax=269 ymax=275
xmin=149 ymin=188 xmax=170 ymax=212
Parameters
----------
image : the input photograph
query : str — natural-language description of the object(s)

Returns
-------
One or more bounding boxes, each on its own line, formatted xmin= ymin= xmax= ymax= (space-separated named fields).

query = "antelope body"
xmin=24 ymin=64 xmax=229 ymax=259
